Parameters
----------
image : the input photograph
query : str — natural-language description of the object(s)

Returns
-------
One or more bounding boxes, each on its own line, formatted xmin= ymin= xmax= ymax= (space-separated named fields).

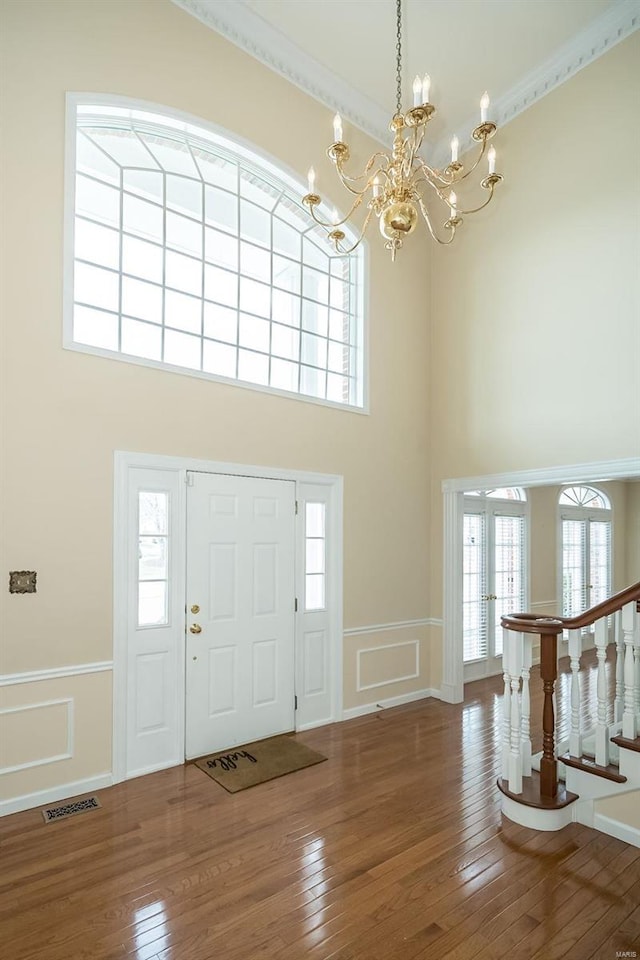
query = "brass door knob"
xmin=189 ymin=623 xmax=202 ymax=634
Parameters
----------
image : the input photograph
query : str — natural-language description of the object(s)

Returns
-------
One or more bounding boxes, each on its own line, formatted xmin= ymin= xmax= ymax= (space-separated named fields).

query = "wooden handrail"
xmin=501 ymin=580 xmax=640 ymax=635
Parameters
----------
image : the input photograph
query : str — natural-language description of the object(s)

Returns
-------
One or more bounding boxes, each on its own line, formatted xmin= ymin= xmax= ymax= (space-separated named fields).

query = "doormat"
xmin=42 ymin=796 xmax=101 ymax=823
xmin=193 ymin=736 xmax=327 ymax=793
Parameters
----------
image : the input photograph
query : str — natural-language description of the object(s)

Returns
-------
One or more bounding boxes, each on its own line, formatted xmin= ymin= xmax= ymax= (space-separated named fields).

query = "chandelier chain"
xmin=395 ymin=0 xmax=402 ymax=115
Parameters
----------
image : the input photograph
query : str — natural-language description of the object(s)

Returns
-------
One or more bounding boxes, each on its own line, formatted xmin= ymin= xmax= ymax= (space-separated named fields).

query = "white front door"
xmin=185 ymin=472 xmax=296 ymax=759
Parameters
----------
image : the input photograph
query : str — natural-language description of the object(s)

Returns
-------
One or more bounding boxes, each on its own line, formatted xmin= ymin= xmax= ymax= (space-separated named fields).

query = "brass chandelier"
xmin=302 ymin=0 xmax=503 ymax=260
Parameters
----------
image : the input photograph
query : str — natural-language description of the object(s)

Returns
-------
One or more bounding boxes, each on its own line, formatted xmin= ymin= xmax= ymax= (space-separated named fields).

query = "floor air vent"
xmin=41 ymin=796 xmax=101 ymax=823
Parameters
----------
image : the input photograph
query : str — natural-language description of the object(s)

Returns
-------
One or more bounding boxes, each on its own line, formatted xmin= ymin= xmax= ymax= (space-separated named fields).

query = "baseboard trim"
xmin=0 ymin=773 xmax=113 ymax=817
xmin=342 ymin=687 xmax=440 ymax=721
xmin=593 ymin=812 xmax=640 ymax=849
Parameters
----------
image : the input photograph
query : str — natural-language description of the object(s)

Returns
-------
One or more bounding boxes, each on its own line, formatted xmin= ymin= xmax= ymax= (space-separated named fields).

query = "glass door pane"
xmin=492 ymin=514 xmax=525 ymax=657
xmin=463 ymin=513 xmax=487 ymax=662
xmin=562 ymin=519 xmax=587 ymax=616
xmin=589 ymin=519 xmax=611 ymax=607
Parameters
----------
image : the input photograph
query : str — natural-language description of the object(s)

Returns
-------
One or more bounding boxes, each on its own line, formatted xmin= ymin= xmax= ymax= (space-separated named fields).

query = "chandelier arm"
xmin=334 ymin=153 xmax=391 ymax=187
xmin=414 ymin=158 xmax=459 ymax=189
xmin=416 ymin=173 xmax=458 ymax=208
xmin=456 ymin=187 xmax=497 ymax=216
xmin=333 ymin=206 xmax=376 ymax=256
xmin=307 ymin=193 xmax=366 ymax=229
xmin=447 ymin=139 xmax=489 ymax=183
xmin=416 ymin=195 xmax=457 ymax=245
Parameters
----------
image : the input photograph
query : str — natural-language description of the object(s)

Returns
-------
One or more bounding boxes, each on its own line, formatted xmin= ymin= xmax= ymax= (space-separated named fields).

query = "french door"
xmin=185 ymin=471 xmax=296 ymax=759
xmin=463 ymin=496 xmax=527 ymax=681
xmin=561 ymin=517 xmax=611 ymax=617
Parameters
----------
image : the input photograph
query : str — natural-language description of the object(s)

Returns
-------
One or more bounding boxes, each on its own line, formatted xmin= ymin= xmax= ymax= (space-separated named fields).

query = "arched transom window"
xmin=65 ymin=97 xmax=365 ymax=409
xmin=559 ymin=486 xmax=611 ymax=510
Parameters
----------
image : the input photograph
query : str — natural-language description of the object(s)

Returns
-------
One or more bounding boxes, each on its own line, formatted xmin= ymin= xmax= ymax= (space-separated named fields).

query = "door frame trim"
xmin=113 ymin=450 xmax=343 ymax=784
xmin=441 ymin=457 xmax=640 ymax=704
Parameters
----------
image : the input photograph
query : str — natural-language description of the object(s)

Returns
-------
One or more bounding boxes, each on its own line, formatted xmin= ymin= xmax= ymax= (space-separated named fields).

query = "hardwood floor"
xmin=1 ymin=660 xmax=638 ymax=960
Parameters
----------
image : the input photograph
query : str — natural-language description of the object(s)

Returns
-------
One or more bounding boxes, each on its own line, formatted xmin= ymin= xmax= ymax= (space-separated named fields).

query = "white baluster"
xmin=622 ymin=601 xmax=638 ymax=741
xmin=568 ymin=628 xmax=583 ymax=758
xmin=520 ymin=635 xmax=532 ymax=776
xmin=502 ymin=627 xmax=511 ymax=781
xmin=508 ymin=631 xmax=524 ymax=794
xmin=614 ymin=609 xmax=625 ymax=724
xmin=594 ymin=616 xmax=610 ymax=766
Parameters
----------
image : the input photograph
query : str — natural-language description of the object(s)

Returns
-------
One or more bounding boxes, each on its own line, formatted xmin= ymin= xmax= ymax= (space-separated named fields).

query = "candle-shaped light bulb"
xmin=307 ymin=166 xmax=316 ymax=194
xmin=333 ymin=113 xmax=343 ymax=143
xmin=373 ymin=175 xmax=381 ymax=198
xmin=488 ymin=145 xmax=496 ymax=175
xmin=422 ymin=74 xmax=431 ymax=104
xmin=412 ymin=75 xmax=422 ymax=107
xmin=450 ymin=135 xmax=459 ymax=163
xmin=331 ymin=207 xmax=339 ymax=225
xmin=449 ymin=191 xmax=458 ymax=219
xmin=480 ymin=91 xmax=490 ymax=123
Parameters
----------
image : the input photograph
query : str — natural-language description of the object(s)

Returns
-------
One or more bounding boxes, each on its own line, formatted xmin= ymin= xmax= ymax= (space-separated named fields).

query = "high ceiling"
xmin=172 ymin=0 xmax=638 ymax=159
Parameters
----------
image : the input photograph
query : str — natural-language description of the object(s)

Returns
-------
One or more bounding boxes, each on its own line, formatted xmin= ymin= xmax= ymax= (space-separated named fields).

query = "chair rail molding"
xmin=0 ymin=662 xmax=113 ymax=686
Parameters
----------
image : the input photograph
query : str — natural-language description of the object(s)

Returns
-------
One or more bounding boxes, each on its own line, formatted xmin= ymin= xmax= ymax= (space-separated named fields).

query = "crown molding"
xmin=174 ymin=0 xmax=639 ymax=163
xmin=433 ymin=0 xmax=640 ymax=167
xmin=170 ymin=0 xmax=390 ymax=144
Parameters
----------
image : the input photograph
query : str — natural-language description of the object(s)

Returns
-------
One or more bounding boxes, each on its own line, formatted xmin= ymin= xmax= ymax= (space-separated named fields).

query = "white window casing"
xmin=64 ymin=95 xmax=367 ymax=411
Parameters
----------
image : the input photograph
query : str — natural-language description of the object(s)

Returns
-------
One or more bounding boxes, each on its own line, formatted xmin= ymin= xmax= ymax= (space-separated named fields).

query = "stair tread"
xmin=558 ymin=752 xmax=627 ymax=783
xmin=497 ymin=772 xmax=579 ymax=810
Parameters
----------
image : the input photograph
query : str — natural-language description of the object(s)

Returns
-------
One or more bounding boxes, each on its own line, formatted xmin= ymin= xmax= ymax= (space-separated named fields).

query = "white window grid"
xmin=137 ymin=490 xmax=170 ymax=627
xmin=69 ymin=104 xmax=364 ymax=409
xmin=304 ymin=502 xmax=326 ymax=611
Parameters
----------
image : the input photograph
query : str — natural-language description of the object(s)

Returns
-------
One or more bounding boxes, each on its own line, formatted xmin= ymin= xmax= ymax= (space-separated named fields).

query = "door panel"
xmin=185 ymin=472 xmax=295 ymax=759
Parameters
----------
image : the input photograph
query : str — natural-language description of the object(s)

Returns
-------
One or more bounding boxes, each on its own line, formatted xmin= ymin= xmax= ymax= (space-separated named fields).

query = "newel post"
xmin=540 ymin=630 xmax=559 ymax=799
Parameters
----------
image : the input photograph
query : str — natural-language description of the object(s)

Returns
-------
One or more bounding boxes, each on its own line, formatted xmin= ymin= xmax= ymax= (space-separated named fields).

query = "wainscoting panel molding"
xmin=0 ymin=699 xmax=74 ymax=775
xmin=356 ymin=640 xmax=419 ymax=692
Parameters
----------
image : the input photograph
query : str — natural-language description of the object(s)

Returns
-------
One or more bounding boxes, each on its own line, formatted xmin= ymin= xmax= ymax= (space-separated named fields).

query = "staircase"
xmin=497 ymin=582 xmax=640 ymax=847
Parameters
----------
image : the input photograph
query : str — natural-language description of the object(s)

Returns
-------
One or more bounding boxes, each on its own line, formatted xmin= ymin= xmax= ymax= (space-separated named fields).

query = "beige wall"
xmin=0 ymin=0 xmax=432 ymax=803
xmin=429 ymin=32 xmax=640 ymax=678
xmin=626 ymin=483 xmax=640 ymax=584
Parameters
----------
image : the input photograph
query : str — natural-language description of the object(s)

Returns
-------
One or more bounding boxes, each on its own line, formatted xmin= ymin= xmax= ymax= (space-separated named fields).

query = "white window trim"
xmin=63 ymin=92 xmax=369 ymax=415
xmin=113 ymin=450 xmax=344 ymax=783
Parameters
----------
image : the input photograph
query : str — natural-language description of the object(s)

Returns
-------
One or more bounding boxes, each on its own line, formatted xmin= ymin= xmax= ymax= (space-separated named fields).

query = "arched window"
xmin=466 ymin=487 xmax=526 ymax=501
xmin=559 ymin=485 xmax=612 ymax=617
xmin=65 ymin=96 xmax=365 ymax=409
xmin=559 ymin=486 xmax=611 ymax=510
